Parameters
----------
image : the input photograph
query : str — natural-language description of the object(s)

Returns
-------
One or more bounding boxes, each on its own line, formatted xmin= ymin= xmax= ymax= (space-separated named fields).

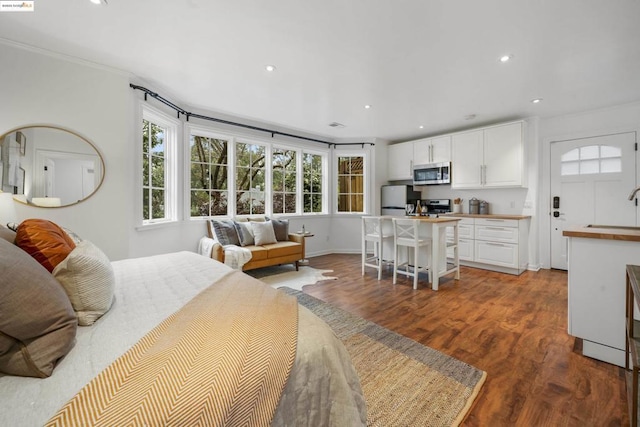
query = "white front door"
xmin=550 ymin=132 xmax=637 ymax=270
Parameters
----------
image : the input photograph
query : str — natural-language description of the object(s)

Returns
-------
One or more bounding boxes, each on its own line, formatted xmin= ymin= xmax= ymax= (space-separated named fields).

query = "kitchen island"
xmin=382 ymin=216 xmax=461 ymax=290
xmin=563 ymin=224 xmax=640 ymax=366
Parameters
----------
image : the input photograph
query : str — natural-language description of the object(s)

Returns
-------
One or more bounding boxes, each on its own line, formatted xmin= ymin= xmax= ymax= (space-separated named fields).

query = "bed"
xmin=0 ymin=247 xmax=366 ymax=426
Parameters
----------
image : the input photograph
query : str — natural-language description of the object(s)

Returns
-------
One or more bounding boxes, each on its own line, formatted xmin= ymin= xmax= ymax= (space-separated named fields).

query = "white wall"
xmin=0 ymin=42 xmax=132 ymax=260
xmin=538 ymin=101 xmax=640 ymax=268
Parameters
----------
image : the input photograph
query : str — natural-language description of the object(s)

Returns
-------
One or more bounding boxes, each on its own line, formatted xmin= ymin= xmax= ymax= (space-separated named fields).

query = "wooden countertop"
xmin=442 ymin=213 xmax=532 ymax=220
xmin=380 ymin=215 xmax=461 ymax=223
xmin=563 ymin=225 xmax=640 ymax=242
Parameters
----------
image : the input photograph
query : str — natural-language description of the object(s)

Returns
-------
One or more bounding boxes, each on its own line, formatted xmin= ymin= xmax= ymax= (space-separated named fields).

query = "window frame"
xmin=234 ymin=138 xmax=269 ymax=217
xmin=333 ymin=150 xmax=368 ymax=215
xmin=301 ymin=148 xmax=328 ymax=215
xmin=186 ymin=125 xmax=233 ymax=218
xmin=140 ymin=105 xmax=179 ymax=227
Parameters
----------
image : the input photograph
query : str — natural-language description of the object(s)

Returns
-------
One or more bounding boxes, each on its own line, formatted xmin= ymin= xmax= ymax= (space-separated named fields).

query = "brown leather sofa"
xmin=202 ymin=218 xmax=305 ymax=271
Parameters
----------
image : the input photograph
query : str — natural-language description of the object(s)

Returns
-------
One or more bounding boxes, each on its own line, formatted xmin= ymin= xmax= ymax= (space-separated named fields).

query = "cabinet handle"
xmin=485 ymin=226 xmax=507 ymax=231
xmin=485 ymin=242 xmax=507 ymax=247
xmin=484 ymin=219 xmax=505 ymax=222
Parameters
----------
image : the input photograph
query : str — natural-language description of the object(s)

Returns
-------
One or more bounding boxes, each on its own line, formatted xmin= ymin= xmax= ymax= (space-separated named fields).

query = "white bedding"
xmin=0 ymin=251 xmax=365 ymax=426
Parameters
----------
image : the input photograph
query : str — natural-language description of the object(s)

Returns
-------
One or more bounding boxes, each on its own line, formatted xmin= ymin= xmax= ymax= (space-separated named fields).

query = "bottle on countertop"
xmin=416 ymin=200 xmax=422 ymax=216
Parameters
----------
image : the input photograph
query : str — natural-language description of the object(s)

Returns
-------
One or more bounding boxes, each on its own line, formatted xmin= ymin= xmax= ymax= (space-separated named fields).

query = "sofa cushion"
xmin=269 ymin=218 xmax=289 ymax=241
xmin=210 ymin=219 xmax=240 ymax=246
xmin=246 ymin=245 xmax=268 ymax=261
xmin=0 ymin=238 xmax=77 ymax=378
xmin=53 ymin=240 xmax=115 ymax=326
xmin=251 ymin=221 xmax=277 ymax=245
xmin=233 ymin=221 xmax=255 ymax=246
xmin=15 ymin=219 xmax=77 ymax=272
xmin=263 ymin=241 xmax=302 ymax=258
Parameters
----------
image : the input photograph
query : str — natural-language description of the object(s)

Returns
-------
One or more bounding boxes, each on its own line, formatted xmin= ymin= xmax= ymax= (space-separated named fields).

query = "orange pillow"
xmin=15 ymin=219 xmax=76 ymax=272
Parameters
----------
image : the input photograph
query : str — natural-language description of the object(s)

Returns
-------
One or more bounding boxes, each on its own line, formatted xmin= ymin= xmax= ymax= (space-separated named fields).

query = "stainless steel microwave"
xmin=413 ymin=162 xmax=451 ymax=185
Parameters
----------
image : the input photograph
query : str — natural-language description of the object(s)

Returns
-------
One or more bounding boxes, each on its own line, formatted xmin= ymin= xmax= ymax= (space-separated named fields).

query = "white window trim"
xmin=185 ymin=124 xmax=235 ymax=219
xmin=139 ymin=104 xmax=179 ymax=227
xmin=235 ymin=137 xmax=269 ymax=217
xmin=301 ymin=148 xmax=329 ymax=215
xmin=333 ymin=149 xmax=369 ymax=215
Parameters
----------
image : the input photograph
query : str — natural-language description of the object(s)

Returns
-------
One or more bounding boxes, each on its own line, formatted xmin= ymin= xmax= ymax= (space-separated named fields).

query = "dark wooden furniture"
xmin=625 ymin=264 xmax=640 ymax=427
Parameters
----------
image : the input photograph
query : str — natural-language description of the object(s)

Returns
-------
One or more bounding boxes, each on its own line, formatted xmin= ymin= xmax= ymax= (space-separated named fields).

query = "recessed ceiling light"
xmin=364 ymin=105 xmax=372 ymax=109
xmin=531 ymin=98 xmax=543 ymax=104
xmin=499 ymin=54 xmax=513 ymax=63
xmin=90 ymin=0 xmax=107 ymax=5
xmin=419 ymin=125 xmax=424 ymax=129
xmin=265 ymin=65 xmax=276 ymax=72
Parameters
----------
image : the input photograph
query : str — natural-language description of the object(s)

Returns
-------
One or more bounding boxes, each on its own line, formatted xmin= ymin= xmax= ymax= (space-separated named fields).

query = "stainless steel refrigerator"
xmin=380 ymin=184 xmax=422 ymax=216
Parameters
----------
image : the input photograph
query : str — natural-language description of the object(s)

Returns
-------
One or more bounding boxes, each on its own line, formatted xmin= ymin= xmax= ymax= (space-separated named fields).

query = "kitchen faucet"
xmin=628 ymin=186 xmax=640 ymax=200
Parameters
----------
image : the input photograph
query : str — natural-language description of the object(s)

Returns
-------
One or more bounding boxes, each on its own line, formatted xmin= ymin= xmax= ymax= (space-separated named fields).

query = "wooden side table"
xmin=625 ymin=264 xmax=640 ymax=427
xmin=297 ymin=232 xmax=314 ymax=265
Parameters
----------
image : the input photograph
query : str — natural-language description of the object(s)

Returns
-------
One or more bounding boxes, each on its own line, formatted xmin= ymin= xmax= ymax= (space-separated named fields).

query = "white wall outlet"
xmin=524 ymin=200 xmax=533 ymax=209
xmin=509 ymin=201 xmax=515 ymax=208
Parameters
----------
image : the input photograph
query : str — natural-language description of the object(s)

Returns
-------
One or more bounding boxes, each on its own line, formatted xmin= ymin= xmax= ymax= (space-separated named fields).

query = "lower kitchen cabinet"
xmin=447 ymin=215 xmax=530 ymax=274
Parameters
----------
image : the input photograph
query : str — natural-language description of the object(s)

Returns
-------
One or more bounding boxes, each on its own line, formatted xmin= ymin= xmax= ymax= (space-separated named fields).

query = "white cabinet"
xmin=413 ymin=135 xmax=451 ymax=165
xmin=387 ymin=141 xmax=413 ymax=181
xmin=451 ymin=130 xmax=483 ymax=187
xmin=446 ymin=216 xmax=529 ymax=274
xmin=451 ymin=121 xmax=526 ymax=189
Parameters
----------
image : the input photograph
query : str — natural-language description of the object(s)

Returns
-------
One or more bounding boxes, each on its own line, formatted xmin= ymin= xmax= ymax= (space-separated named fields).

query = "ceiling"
xmin=1 ymin=0 xmax=640 ymax=142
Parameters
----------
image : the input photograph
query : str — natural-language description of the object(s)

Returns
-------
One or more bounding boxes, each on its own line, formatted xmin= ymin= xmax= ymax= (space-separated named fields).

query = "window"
xmin=236 ymin=142 xmax=266 ymax=215
xmin=190 ymin=134 xmax=229 ymax=217
xmin=141 ymin=109 xmax=177 ymax=224
xmin=303 ymin=152 xmax=324 ymax=213
xmin=561 ymin=145 xmax=622 ymax=176
xmin=337 ymin=155 xmax=364 ymax=213
xmin=272 ymin=147 xmax=297 ymax=214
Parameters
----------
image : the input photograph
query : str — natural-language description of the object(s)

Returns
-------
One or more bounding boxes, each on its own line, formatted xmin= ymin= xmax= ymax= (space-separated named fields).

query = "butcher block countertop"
xmin=563 ymin=225 xmax=640 ymax=242
xmin=381 ymin=215 xmax=461 ymax=223
xmin=442 ymin=213 xmax=532 ymax=220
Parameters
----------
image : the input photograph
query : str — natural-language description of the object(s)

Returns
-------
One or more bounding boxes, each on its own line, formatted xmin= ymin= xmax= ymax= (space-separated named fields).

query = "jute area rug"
xmin=280 ymin=288 xmax=487 ymax=427
xmin=247 ymin=265 xmax=337 ymax=291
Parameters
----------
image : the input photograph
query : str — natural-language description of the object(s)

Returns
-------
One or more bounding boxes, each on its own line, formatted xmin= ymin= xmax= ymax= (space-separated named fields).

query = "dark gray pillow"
xmin=0 ymin=238 xmax=77 ymax=378
xmin=210 ymin=219 xmax=240 ymax=246
xmin=270 ymin=218 xmax=289 ymax=242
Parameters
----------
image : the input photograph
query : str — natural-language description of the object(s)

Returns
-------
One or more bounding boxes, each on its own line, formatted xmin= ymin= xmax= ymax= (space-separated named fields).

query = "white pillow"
xmin=251 ymin=221 xmax=277 ymax=246
xmin=53 ymin=240 xmax=115 ymax=326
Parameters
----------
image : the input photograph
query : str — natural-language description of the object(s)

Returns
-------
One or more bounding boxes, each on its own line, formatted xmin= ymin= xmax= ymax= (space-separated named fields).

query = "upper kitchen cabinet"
xmin=387 ymin=141 xmax=413 ymax=180
xmin=413 ymin=135 xmax=451 ymax=165
xmin=451 ymin=121 xmax=526 ymax=189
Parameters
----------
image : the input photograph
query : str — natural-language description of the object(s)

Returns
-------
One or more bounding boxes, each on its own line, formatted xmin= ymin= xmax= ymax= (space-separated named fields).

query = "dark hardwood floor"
xmin=301 ymin=254 xmax=628 ymax=426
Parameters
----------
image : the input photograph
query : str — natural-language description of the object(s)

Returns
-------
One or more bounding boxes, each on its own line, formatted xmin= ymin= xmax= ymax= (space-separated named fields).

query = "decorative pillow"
xmin=15 ymin=219 xmax=76 ymax=272
xmin=234 ymin=221 xmax=255 ymax=247
xmin=251 ymin=221 xmax=277 ymax=246
xmin=53 ymin=240 xmax=115 ymax=326
xmin=209 ymin=219 xmax=240 ymax=246
xmin=0 ymin=225 xmax=16 ymax=243
xmin=0 ymin=238 xmax=77 ymax=378
xmin=270 ymin=218 xmax=289 ymax=241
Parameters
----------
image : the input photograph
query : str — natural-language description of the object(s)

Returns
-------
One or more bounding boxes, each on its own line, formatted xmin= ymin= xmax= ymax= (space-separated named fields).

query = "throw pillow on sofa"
xmin=269 ymin=218 xmax=289 ymax=241
xmin=233 ymin=221 xmax=255 ymax=246
xmin=209 ymin=219 xmax=240 ymax=246
xmin=251 ymin=221 xmax=277 ymax=245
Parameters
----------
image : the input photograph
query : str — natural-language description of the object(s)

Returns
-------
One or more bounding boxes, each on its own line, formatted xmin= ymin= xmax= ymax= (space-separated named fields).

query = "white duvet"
xmin=0 ymin=251 xmax=365 ymax=426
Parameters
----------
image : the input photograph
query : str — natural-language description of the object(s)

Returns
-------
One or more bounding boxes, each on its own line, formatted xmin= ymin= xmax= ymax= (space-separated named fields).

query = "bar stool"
xmin=361 ymin=216 xmax=393 ymax=280
xmin=392 ymin=218 xmax=431 ymax=290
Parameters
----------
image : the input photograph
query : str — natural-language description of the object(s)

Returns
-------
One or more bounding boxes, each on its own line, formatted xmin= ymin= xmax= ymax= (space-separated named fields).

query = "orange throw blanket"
xmin=46 ymin=270 xmax=298 ymax=426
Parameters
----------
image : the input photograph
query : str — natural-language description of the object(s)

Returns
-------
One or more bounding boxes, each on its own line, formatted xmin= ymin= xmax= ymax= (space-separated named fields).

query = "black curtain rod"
xmin=130 ymin=84 xmax=374 ymax=148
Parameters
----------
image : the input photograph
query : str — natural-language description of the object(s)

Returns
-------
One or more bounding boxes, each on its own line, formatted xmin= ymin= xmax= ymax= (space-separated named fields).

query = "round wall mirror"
xmin=0 ymin=125 xmax=105 ymax=207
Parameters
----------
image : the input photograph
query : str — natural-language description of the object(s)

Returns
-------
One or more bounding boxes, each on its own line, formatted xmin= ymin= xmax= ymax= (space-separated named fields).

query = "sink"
xmin=586 ymin=224 xmax=640 ymax=231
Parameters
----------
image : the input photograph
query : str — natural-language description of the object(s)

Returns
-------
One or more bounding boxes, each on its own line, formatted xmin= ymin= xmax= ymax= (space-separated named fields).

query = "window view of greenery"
xmin=236 ymin=142 xmax=266 ymax=215
xmin=303 ymin=153 xmax=323 ymax=213
xmin=142 ymin=119 xmax=167 ymax=221
xmin=272 ymin=148 xmax=297 ymax=214
xmin=337 ymin=156 xmax=364 ymax=213
xmin=190 ymin=135 xmax=229 ymax=216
